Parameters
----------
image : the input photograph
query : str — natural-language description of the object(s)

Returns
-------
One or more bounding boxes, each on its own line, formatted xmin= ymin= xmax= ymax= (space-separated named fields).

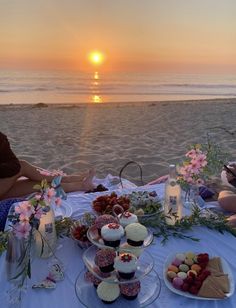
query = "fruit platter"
xmin=92 ymin=190 xmax=162 ymax=222
xmin=164 ymin=251 xmax=235 ymax=300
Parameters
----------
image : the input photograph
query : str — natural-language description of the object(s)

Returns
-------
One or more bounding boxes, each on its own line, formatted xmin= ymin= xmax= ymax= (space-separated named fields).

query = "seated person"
xmin=0 ymin=132 xmax=95 ymax=200
xmin=0 ymin=132 xmax=95 ymax=230
xmin=218 ymin=163 xmax=236 ymax=226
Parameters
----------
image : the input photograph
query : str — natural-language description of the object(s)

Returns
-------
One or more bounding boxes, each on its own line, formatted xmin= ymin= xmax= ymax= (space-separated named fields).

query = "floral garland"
xmin=142 ymin=206 xmax=236 ymax=244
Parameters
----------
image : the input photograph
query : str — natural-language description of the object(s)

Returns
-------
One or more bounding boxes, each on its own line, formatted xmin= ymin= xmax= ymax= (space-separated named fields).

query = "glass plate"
xmin=163 ymin=251 xmax=235 ymax=300
xmin=82 ymin=245 xmax=154 ymax=283
xmin=87 ymin=225 xmax=153 ymax=249
xmin=52 ymin=200 xmax=73 ymax=218
xmin=75 ymin=267 xmax=161 ymax=308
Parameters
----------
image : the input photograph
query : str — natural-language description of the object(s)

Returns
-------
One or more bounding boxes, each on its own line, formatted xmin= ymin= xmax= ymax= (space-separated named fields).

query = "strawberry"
xmin=184 ymin=276 xmax=193 ymax=284
xmin=189 ymin=286 xmax=198 ymax=295
xmin=181 ymin=283 xmax=190 ymax=292
xmin=193 ymin=281 xmax=202 ymax=290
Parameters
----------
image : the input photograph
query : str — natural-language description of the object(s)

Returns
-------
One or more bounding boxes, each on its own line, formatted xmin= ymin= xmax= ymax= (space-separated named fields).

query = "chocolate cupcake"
xmin=118 ymin=211 xmax=138 ymax=227
xmin=120 ymin=279 xmax=141 ymax=300
xmin=95 ymin=215 xmax=118 ymax=236
xmin=97 ymin=281 xmax=120 ymax=304
xmin=114 ymin=253 xmax=138 ymax=279
xmin=125 ymin=223 xmax=148 ymax=247
xmin=84 ymin=267 xmax=111 ymax=288
xmin=101 ymin=223 xmax=124 ymax=247
xmin=95 ymin=248 xmax=116 ymax=273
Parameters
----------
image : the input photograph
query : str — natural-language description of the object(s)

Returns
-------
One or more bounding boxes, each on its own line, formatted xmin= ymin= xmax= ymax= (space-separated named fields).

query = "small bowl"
xmin=70 ymin=221 xmax=92 ymax=249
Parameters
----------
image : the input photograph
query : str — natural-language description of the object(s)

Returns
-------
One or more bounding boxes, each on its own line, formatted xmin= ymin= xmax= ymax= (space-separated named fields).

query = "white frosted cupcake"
xmin=114 ymin=252 xmax=138 ymax=279
xmin=118 ymin=211 xmax=138 ymax=227
xmin=119 ymin=242 xmax=143 ymax=258
xmin=125 ymin=223 xmax=148 ymax=247
xmin=101 ymin=223 xmax=124 ymax=247
xmin=97 ymin=281 xmax=120 ymax=304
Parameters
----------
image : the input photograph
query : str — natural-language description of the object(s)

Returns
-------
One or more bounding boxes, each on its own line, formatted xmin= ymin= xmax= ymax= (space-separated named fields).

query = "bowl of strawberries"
xmin=70 ymin=213 xmax=96 ymax=249
xmin=92 ymin=192 xmax=130 ymax=215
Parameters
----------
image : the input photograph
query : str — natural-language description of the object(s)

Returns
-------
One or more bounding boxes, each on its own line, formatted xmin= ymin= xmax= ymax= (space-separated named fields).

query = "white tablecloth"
xmin=0 ymin=177 xmax=236 ymax=308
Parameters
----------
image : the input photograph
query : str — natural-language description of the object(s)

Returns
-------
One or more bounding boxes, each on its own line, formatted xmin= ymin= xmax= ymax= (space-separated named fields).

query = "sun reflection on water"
xmin=92 ymin=95 xmax=102 ymax=103
xmin=90 ymin=71 xmax=103 ymax=103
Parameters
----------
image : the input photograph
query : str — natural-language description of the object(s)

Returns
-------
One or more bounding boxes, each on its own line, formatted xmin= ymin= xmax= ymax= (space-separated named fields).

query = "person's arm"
xmin=218 ymin=190 xmax=236 ymax=213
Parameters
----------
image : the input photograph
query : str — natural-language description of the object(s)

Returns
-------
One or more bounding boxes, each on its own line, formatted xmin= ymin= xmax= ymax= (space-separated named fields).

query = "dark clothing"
xmin=0 ymin=197 xmax=24 ymax=231
xmin=0 ymin=132 xmax=21 ymax=178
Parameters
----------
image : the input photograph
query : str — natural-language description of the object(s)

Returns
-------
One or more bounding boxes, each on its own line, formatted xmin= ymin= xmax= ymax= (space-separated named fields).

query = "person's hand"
xmin=227 ymin=214 xmax=236 ymax=227
xmin=147 ymin=175 xmax=168 ymax=185
xmin=225 ymin=163 xmax=236 ymax=183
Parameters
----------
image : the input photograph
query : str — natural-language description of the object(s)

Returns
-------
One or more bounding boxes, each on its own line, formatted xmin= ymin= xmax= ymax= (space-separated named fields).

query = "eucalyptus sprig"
xmin=142 ymin=206 xmax=236 ymax=244
xmin=0 ymin=231 xmax=9 ymax=255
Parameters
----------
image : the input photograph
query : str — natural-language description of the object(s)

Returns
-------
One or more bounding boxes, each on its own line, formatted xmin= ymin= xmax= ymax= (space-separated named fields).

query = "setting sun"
xmin=89 ymin=51 xmax=104 ymax=65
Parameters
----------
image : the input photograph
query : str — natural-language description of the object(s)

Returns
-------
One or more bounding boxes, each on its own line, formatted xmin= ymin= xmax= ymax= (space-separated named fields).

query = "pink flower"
xmin=186 ymin=149 xmax=197 ymax=158
xmin=47 ymin=188 xmax=55 ymax=198
xmin=15 ymin=201 xmax=35 ymax=218
xmin=189 ymin=159 xmax=202 ymax=174
xmin=19 ymin=213 xmax=30 ymax=224
xmin=34 ymin=194 xmax=42 ymax=201
xmin=45 ymin=188 xmax=56 ymax=204
xmin=194 ymin=154 xmax=207 ymax=168
xmin=13 ymin=222 xmax=32 ymax=239
xmin=55 ymin=197 xmax=62 ymax=206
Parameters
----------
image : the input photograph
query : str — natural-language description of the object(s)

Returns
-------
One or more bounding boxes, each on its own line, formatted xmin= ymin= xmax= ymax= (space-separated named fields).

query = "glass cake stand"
xmin=75 ymin=267 xmax=161 ymax=308
xmin=87 ymin=225 xmax=153 ymax=249
xmin=82 ymin=245 xmax=154 ymax=282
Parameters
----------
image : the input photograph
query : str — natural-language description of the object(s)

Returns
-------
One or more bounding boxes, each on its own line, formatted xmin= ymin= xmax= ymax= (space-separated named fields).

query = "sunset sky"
xmin=0 ymin=0 xmax=236 ymax=72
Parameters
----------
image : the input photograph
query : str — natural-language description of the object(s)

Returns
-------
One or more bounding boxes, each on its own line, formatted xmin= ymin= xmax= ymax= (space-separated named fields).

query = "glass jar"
xmin=5 ymin=231 xmax=27 ymax=282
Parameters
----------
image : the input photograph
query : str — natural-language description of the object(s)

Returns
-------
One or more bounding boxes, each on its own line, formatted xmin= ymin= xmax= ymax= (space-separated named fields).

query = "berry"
xmin=189 ymin=286 xmax=198 ymax=295
xmin=193 ymin=281 xmax=202 ymax=290
xmin=181 ymin=283 xmax=189 ymax=292
xmin=184 ymin=276 xmax=193 ymax=284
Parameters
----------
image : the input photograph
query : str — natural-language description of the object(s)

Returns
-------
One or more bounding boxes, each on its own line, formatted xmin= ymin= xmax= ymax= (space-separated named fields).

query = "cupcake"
xmin=95 ymin=215 xmax=118 ymax=236
xmin=101 ymin=223 xmax=124 ymax=247
xmin=125 ymin=223 xmax=148 ymax=247
xmin=97 ymin=281 xmax=120 ymax=304
xmin=84 ymin=268 xmax=110 ymax=288
xmin=95 ymin=248 xmax=116 ymax=273
xmin=120 ymin=279 xmax=141 ymax=300
xmin=119 ymin=242 xmax=143 ymax=258
xmin=118 ymin=211 xmax=138 ymax=227
xmin=114 ymin=252 xmax=138 ymax=279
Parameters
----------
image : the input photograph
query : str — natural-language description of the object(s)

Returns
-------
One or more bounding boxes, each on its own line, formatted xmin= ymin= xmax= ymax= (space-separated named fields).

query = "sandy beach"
xmin=0 ymin=98 xmax=236 ymax=185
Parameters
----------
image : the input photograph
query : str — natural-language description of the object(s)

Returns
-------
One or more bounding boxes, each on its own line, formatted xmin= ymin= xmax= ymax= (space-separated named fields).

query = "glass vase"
xmin=5 ymin=231 xmax=28 ymax=283
xmin=184 ymin=185 xmax=205 ymax=209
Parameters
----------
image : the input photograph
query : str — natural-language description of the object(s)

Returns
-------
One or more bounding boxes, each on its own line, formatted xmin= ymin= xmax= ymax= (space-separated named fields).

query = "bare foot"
xmin=62 ymin=170 xmax=94 ymax=183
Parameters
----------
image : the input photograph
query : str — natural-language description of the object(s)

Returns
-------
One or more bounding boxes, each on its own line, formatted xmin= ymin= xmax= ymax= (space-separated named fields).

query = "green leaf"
xmin=33 ymin=184 xmax=41 ymax=190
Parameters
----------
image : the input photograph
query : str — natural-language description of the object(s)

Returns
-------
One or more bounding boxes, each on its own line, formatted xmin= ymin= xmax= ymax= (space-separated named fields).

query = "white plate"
xmin=52 ymin=200 xmax=73 ymax=218
xmin=163 ymin=251 xmax=235 ymax=300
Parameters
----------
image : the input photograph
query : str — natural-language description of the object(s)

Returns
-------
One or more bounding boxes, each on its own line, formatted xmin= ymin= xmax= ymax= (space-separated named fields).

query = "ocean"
xmin=0 ymin=70 xmax=236 ymax=105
